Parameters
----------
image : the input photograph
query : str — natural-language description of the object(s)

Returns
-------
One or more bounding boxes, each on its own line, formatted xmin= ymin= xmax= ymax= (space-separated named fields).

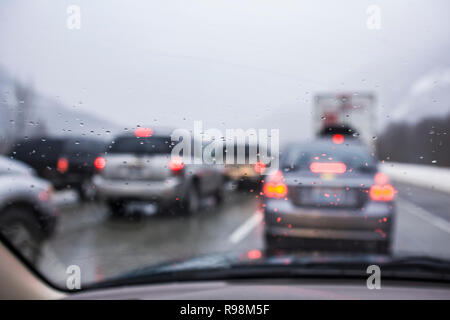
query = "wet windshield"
xmin=283 ymin=142 xmax=378 ymax=172
xmin=0 ymin=0 xmax=449 ymax=290
xmin=109 ymin=136 xmax=173 ymax=155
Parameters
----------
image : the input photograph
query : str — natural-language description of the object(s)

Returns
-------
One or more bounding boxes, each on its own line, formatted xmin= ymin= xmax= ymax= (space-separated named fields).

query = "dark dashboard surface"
xmin=68 ymin=279 xmax=450 ymax=300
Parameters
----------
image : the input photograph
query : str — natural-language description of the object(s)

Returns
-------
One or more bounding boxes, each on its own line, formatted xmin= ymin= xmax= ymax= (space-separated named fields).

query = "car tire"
xmin=376 ymin=240 xmax=391 ymax=255
xmin=0 ymin=206 xmax=44 ymax=264
xmin=107 ymin=200 xmax=126 ymax=218
xmin=264 ymin=232 xmax=278 ymax=250
xmin=237 ymin=180 xmax=248 ymax=191
xmin=183 ymin=186 xmax=200 ymax=215
xmin=78 ymin=179 xmax=97 ymax=202
xmin=214 ymin=185 xmax=225 ymax=206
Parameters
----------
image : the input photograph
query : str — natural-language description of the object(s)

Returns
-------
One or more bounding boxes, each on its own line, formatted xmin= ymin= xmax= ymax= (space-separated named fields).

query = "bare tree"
xmin=377 ymin=114 xmax=450 ymax=167
xmin=14 ymin=81 xmax=34 ymax=140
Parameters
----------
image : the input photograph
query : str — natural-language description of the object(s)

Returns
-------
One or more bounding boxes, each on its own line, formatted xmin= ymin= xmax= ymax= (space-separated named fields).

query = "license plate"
xmin=129 ymin=167 xmax=143 ymax=177
xmin=301 ymin=187 xmax=357 ymax=206
xmin=127 ymin=202 xmax=158 ymax=216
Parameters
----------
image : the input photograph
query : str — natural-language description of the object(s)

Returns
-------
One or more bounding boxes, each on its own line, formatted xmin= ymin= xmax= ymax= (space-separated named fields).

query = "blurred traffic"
xmin=0 ymin=0 xmax=449 ymax=289
xmin=0 ymin=89 xmax=448 ymax=287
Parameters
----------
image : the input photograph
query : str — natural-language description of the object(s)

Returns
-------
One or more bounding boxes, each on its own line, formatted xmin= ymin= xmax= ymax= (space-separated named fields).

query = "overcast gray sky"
xmin=1 ymin=0 xmax=449 ymax=140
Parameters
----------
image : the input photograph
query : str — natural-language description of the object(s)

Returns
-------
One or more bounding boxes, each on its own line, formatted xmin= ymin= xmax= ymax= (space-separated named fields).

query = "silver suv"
xmin=93 ymin=128 xmax=225 ymax=216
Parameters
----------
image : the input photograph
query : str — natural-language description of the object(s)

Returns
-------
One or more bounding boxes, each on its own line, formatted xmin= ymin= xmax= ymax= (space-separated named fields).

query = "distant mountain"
xmin=30 ymin=95 xmax=121 ymax=140
xmin=0 ymin=67 xmax=121 ymax=147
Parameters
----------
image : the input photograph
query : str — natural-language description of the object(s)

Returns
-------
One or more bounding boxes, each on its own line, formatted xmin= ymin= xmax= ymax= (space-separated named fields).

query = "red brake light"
xmin=134 ymin=127 xmax=153 ymax=138
xmin=94 ymin=156 xmax=106 ymax=170
xmin=57 ymin=157 xmax=68 ymax=173
xmin=254 ymin=161 xmax=266 ymax=174
xmin=263 ymin=170 xmax=288 ymax=198
xmin=374 ymin=172 xmax=389 ymax=185
xmin=369 ymin=184 xmax=396 ymax=202
xmin=38 ymin=191 xmax=50 ymax=201
xmin=264 ymin=183 xmax=288 ymax=198
xmin=169 ymin=157 xmax=184 ymax=171
xmin=310 ymin=162 xmax=347 ymax=174
xmin=247 ymin=249 xmax=262 ymax=260
xmin=332 ymin=133 xmax=344 ymax=144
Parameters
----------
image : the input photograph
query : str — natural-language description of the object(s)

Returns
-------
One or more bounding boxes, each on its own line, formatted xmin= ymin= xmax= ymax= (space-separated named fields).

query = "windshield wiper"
xmin=84 ymin=254 xmax=450 ymax=291
xmin=375 ymin=256 xmax=450 ymax=273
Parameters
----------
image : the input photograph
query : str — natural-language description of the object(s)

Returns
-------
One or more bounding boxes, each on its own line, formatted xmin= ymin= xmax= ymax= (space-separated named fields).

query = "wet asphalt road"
xmin=38 ymin=182 xmax=450 ymax=287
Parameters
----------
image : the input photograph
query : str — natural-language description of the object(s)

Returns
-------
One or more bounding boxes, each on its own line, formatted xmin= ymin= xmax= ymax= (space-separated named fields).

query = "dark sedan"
xmin=9 ymin=137 xmax=106 ymax=200
xmin=263 ymin=138 xmax=395 ymax=254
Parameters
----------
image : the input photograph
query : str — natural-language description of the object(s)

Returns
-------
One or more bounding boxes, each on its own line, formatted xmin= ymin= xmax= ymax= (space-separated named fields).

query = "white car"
xmin=0 ymin=155 xmax=57 ymax=263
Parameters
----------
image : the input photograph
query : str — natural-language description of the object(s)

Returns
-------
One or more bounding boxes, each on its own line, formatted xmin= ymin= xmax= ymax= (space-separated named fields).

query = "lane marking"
xmin=398 ymin=197 xmax=450 ymax=234
xmin=229 ymin=211 xmax=263 ymax=244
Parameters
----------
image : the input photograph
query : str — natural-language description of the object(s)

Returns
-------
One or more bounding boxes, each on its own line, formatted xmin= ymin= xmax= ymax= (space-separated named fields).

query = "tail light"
xmin=370 ymin=172 xmax=396 ymax=201
xmin=247 ymin=249 xmax=262 ymax=260
xmin=169 ymin=156 xmax=184 ymax=171
xmin=369 ymin=184 xmax=395 ymax=202
xmin=38 ymin=186 xmax=53 ymax=202
xmin=57 ymin=157 xmax=68 ymax=173
xmin=332 ymin=133 xmax=345 ymax=144
xmin=310 ymin=162 xmax=347 ymax=174
xmin=134 ymin=127 xmax=153 ymax=138
xmin=254 ymin=161 xmax=266 ymax=174
xmin=374 ymin=172 xmax=389 ymax=185
xmin=263 ymin=170 xmax=288 ymax=198
xmin=94 ymin=156 xmax=106 ymax=171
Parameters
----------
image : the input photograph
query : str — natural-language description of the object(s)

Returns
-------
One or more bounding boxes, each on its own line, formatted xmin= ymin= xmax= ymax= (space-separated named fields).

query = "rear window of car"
xmin=222 ymin=144 xmax=270 ymax=164
xmin=63 ymin=139 xmax=105 ymax=156
xmin=108 ymin=136 xmax=174 ymax=155
xmin=10 ymin=139 xmax=64 ymax=163
xmin=282 ymin=143 xmax=377 ymax=172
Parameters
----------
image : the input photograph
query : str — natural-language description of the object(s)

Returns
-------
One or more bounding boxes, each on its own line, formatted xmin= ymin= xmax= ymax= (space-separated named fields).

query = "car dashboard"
xmin=67 ymin=279 xmax=450 ymax=300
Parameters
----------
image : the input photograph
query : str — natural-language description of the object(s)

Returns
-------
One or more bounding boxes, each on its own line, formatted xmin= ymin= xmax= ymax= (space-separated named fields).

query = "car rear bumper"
xmin=43 ymin=172 xmax=93 ymax=189
xmin=93 ymin=175 xmax=182 ymax=202
xmin=264 ymin=199 xmax=394 ymax=241
xmin=266 ymin=226 xmax=388 ymax=241
xmin=225 ymin=165 xmax=261 ymax=181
